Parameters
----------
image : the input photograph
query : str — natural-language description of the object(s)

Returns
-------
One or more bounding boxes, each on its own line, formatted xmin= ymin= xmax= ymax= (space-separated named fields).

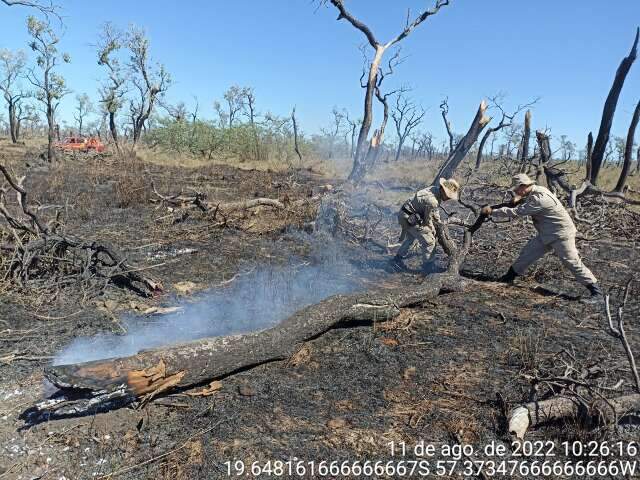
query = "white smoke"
xmin=53 ymin=236 xmax=361 ymax=365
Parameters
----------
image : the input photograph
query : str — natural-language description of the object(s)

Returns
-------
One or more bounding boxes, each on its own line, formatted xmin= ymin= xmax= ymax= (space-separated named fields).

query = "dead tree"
xmin=613 ymin=99 xmax=640 ymax=193
xmin=590 ymin=28 xmax=639 ymax=185
xmin=26 ymin=16 xmax=70 ymax=162
xmin=584 ymin=132 xmax=594 ymax=181
xmin=242 ymin=88 xmax=261 ymax=161
xmin=392 ymin=92 xmax=425 ymax=162
xmin=359 ymin=50 xmax=405 ymax=169
xmin=474 ymin=96 xmax=537 ymax=170
xmin=518 ymin=110 xmax=532 ymax=172
xmin=0 ymin=49 xmax=29 ymax=144
xmin=97 ymin=23 xmax=127 ymax=153
xmin=344 ymin=111 xmax=361 ymax=159
xmin=321 ymin=107 xmax=345 ymax=159
xmin=291 ymin=106 xmax=303 ymax=164
xmin=127 ymin=25 xmax=170 ymax=146
xmin=440 ymin=97 xmax=456 ymax=155
xmin=434 ymin=100 xmax=491 ymax=183
xmin=321 ymin=0 xmax=450 ymax=183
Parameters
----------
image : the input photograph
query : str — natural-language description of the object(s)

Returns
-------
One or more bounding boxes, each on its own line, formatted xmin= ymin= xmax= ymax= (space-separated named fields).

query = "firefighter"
xmin=481 ymin=173 xmax=603 ymax=298
xmin=392 ymin=178 xmax=460 ymax=270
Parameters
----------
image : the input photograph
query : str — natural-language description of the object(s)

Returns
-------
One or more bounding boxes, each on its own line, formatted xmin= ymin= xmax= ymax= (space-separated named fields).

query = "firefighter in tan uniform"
xmin=392 ymin=178 xmax=460 ymax=270
xmin=481 ymin=174 xmax=602 ymax=298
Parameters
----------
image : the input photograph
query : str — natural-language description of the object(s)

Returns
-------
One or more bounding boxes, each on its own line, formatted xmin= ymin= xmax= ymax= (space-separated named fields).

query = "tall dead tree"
xmin=584 ymin=132 xmax=593 ymax=181
xmin=0 ymin=49 xmax=29 ymax=144
xmin=127 ymin=26 xmax=170 ymax=146
xmin=322 ymin=0 xmax=450 ymax=183
xmin=392 ymin=91 xmax=425 ymax=162
xmin=434 ymin=100 xmax=491 ymax=182
xmin=590 ymin=28 xmax=639 ymax=185
xmin=97 ymin=23 xmax=126 ymax=152
xmin=291 ymin=106 xmax=303 ymax=164
xmin=613 ymin=99 xmax=640 ymax=192
xmin=344 ymin=111 xmax=360 ymax=159
xmin=518 ymin=110 xmax=531 ymax=171
xmin=26 ymin=16 xmax=70 ymax=162
xmin=475 ymin=97 xmax=537 ymax=170
xmin=360 ymin=50 xmax=404 ymax=169
xmin=440 ymin=97 xmax=456 ymax=155
xmin=242 ymin=87 xmax=261 ymax=161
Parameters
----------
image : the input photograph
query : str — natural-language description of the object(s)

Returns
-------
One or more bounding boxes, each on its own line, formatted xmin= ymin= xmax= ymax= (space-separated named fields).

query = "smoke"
xmin=53 ymin=232 xmax=362 ymax=365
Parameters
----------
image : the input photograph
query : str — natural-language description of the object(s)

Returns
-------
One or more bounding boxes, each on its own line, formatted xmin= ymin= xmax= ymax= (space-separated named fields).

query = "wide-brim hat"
xmin=438 ymin=178 xmax=460 ymax=201
xmin=510 ymin=173 xmax=535 ymax=191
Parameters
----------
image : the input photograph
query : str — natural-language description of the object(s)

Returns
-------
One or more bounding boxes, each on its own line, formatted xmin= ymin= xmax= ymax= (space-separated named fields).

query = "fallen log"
xmin=508 ymin=394 xmax=640 ymax=439
xmin=23 ymin=273 xmax=466 ymax=422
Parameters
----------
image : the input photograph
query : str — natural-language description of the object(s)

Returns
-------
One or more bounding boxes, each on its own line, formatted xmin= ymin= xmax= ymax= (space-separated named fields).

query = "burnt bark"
xmin=613 ymin=99 xmax=640 ymax=192
xmin=590 ymin=28 xmax=639 ymax=185
xmin=31 ymin=273 xmax=466 ymax=419
xmin=519 ymin=110 xmax=531 ymax=171
xmin=435 ymin=100 xmax=491 ymax=182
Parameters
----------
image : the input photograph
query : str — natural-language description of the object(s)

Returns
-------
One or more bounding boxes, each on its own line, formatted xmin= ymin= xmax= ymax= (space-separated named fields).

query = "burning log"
xmin=24 ymin=272 xmax=467 ymax=421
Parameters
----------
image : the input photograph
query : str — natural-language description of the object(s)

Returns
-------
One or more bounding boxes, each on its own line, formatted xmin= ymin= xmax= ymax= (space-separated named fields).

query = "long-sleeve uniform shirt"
xmin=491 ymin=185 xmax=596 ymax=285
xmin=492 ymin=185 xmax=576 ymax=243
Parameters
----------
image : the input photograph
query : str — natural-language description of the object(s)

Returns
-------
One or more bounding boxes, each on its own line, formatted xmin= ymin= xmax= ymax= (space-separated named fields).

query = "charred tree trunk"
xmin=519 ymin=110 xmax=531 ymax=172
xmin=291 ymin=106 xmax=303 ymax=165
xmin=613 ymin=99 xmax=640 ymax=192
xmin=590 ymin=28 xmax=639 ymax=185
xmin=349 ymin=47 xmax=384 ymax=183
xmin=435 ymin=100 xmax=491 ymax=182
xmin=584 ymin=132 xmax=594 ymax=182
xmin=8 ymin=100 xmax=18 ymax=144
xmin=109 ymin=111 xmax=120 ymax=152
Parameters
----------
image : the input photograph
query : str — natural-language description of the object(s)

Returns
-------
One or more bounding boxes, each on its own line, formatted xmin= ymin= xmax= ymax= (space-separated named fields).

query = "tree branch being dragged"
xmin=0 ymin=160 xmax=161 ymax=297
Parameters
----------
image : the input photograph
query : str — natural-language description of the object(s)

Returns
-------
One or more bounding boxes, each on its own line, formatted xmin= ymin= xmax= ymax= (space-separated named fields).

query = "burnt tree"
xmin=434 ymin=100 xmax=491 ymax=182
xmin=322 ymin=0 xmax=450 ymax=183
xmin=613 ymin=99 xmax=640 ymax=193
xmin=392 ymin=91 xmax=425 ymax=162
xmin=590 ymin=28 xmax=639 ymax=185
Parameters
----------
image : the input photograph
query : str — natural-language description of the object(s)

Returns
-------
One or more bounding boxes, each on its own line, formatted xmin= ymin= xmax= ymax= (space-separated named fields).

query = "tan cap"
xmin=438 ymin=178 xmax=460 ymax=201
xmin=510 ymin=173 xmax=535 ymax=190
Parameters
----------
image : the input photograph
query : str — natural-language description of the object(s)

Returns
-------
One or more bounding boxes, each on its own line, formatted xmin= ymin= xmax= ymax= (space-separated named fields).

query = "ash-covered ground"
xmin=1 ymin=148 xmax=639 ymax=479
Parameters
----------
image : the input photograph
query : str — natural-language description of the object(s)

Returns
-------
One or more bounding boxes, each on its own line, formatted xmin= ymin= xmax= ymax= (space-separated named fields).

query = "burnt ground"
xmin=1 ymin=144 xmax=639 ymax=479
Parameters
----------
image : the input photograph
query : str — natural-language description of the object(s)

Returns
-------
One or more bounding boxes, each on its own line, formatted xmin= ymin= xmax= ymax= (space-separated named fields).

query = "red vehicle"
xmin=56 ymin=136 xmax=106 ymax=153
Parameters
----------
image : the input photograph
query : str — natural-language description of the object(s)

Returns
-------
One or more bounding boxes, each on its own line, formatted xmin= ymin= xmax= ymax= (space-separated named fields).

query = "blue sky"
xmin=1 ymin=0 xmax=639 ymax=148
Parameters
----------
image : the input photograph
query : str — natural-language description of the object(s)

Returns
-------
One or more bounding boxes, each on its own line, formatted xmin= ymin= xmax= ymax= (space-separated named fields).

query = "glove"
xmin=480 ymin=205 xmax=492 ymax=216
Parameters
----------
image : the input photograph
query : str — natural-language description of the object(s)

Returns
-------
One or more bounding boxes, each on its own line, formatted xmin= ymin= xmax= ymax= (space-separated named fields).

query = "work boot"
xmin=498 ymin=266 xmax=518 ymax=284
xmin=586 ymin=283 xmax=603 ymax=297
